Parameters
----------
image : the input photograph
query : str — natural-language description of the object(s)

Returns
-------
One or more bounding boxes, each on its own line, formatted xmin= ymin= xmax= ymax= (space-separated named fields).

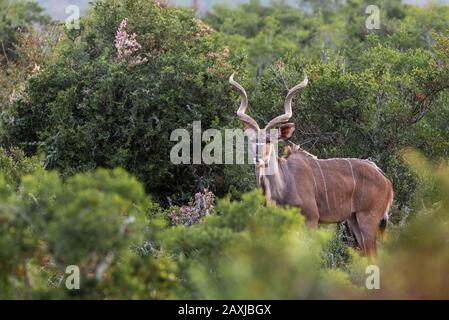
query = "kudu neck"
xmin=256 ymin=146 xmax=288 ymax=203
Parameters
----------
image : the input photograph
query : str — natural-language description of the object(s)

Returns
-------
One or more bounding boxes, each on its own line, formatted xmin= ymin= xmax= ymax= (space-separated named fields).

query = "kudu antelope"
xmin=229 ymin=74 xmax=394 ymax=258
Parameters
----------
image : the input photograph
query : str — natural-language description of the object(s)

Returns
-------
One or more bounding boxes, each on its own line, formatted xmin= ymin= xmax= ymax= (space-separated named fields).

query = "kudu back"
xmin=229 ymin=74 xmax=394 ymax=259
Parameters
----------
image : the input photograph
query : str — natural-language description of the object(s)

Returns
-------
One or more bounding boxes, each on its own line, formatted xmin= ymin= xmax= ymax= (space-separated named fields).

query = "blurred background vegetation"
xmin=0 ymin=0 xmax=449 ymax=299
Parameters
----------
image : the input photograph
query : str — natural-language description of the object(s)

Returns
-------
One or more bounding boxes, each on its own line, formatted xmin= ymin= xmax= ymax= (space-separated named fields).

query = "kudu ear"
xmin=278 ymin=123 xmax=295 ymax=141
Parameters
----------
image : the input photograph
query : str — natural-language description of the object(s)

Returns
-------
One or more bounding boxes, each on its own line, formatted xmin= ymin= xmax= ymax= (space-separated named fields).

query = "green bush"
xmin=0 ymin=166 xmax=179 ymax=299
xmin=0 ymin=147 xmax=41 ymax=188
xmin=153 ymin=190 xmax=363 ymax=299
xmin=3 ymin=0 xmax=449 ymax=209
xmin=0 ymin=25 xmax=61 ymax=113
xmin=0 ymin=0 xmax=245 ymax=203
xmin=1 ymin=165 xmax=362 ymax=299
xmin=2 ymin=152 xmax=449 ymax=299
xmin=1 ymin=0 xmax=449 ymax=300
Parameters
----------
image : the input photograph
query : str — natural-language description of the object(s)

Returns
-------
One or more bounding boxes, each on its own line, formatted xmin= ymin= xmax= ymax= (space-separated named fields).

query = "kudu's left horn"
xmin=229 ymin=73 xmax=260 ymax=130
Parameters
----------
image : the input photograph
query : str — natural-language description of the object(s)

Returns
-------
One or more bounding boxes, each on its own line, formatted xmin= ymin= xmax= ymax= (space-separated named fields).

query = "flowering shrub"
xmin=168 ymin=189 xmax=215 ymax=227
xmin=206 ymin=47 xmax=230 ymax=59
xmin=0 ymin=0 xmax=240 ymax=202
xmin=194 ymin=18 xmax=215 ymax=39
xmin=114 ymin=18 xmax=148 ymax=66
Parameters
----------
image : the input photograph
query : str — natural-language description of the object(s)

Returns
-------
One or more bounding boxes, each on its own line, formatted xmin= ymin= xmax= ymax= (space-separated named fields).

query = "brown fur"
xmin=229 ymin=73 xmax=393 ymax=259
xmin=258 ymin=149 xmax=394 ymax=259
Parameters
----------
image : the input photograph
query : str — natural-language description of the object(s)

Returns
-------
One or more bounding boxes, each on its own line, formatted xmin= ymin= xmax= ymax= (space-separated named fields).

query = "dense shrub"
xmin=152 ymin=190 xmax=364 ymax=299
xmin=206 ymin=0 xmax=449 ymax=76
xmin=1 ymin=151 xmax=449 ymax=299
xmin=167 ymin=189 xmax=215 ymax=226
xmin=1 ymin=0 xmax=449 ymax=300
xmin=0 ymin=0 xmax=246 ymax=203
xmin=0 ymin=165 xmax=363 ymax=299
xmin=205 ymin=0 xmax=315 ymax=76
xmin=0 ymin=165 xmax=178 ymax=299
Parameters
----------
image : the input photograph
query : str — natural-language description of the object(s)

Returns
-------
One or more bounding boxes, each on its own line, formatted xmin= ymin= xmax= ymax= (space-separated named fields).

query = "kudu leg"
xmin=300 ymin=202 xmax=319 ymax=229
xmin=355 ymin=212 xmax=379 ymax=260
xmin=346 ymin=214 xmax=363 ymax=251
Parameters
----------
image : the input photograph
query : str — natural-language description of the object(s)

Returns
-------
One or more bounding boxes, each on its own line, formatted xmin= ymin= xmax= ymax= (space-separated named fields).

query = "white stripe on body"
xmin=345 ymin=159 xmax=356 ymax=213
xmin=314 ymin=160 xmax=330 ymax=212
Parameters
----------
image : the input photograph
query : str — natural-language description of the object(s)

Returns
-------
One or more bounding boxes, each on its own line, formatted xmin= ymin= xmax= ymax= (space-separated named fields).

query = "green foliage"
xmin=0 ymin=0 xmax=246 ymax=203
xmin=1 ymin=0 xmax=449 ymax=300
xmin=153 ymin=190 xmax=363 ymax=299
xmin=322 ymin=223 xmax=358 ymax=270
xmin=0 ymin=166 xmax=179 ymax=299
xmin=0 ymin=147 xmax=41 ymax=188
xmin=2 ymin=152 xmax=449 ymax=299
xmin=206 ymin=0 xmax=314 ymax=76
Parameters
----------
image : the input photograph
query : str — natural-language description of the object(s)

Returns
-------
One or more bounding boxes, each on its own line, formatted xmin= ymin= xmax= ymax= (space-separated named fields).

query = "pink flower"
xmin=114 ymin=19 xmax=148 ymax=66
xmin=167 ymin=190 xmax=216 ymax=226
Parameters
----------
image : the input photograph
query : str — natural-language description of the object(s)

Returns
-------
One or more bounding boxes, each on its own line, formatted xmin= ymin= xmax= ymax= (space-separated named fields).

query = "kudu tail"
xmin=379 ymin=189 xmax=394 ymax=241
xmin=379 ymin=217 xmax=388 ymax=241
